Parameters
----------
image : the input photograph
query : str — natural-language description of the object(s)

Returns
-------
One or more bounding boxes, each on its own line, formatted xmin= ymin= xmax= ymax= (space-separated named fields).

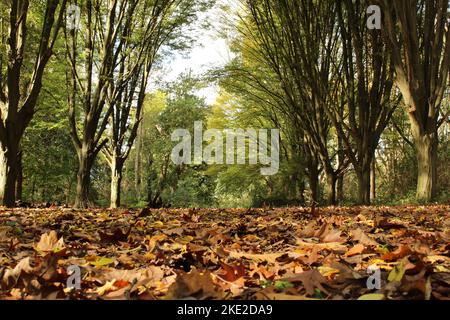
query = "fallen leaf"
xmin=345 ymin=244 xmax=365 ymax=257
xmin=90 ymin=257 xmax=115 ymax=267
xmin=165 ymin=268 xmax=223 ymax=300
xmin=381 ymin=245 xmax=412 ymax=262
xmin=357 ymin=293 xmax=385 ymax=300
xmin=282 ymin=270 xmax=329 ymax=296
xmin=34 ymin=231 xmax=65 ymax=255
xmin=351 ymin=228 xmax=378 ymax=246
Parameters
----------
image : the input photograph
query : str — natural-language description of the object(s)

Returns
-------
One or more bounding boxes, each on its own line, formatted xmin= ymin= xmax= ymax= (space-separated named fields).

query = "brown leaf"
xmin=351 ymin=228 xmax=378 ymax=246
xmin=315 ymin=223 xmax=345 ymax=243
xmin=375 ymin=218 xmax=405 ymax=230
xmin=345 ymin=244 xmax=365 ymax=257
xmin=34 ymin=231 xmax=65 ymax=254
xmin=99 ymin=227 xmax=131 ymax=243
xmin=381 ymin=245 xmax=412 ymax=262
xmin=137 ymin=207 xmax=152 ymax=218
xmin=1 ymin=257 xmax=34 ymax=290
xmin=217 ymin=262 xmax=246 ymax=282
xmin=282 ymin=270 xmax=330 ymax=296
xmin=165 ymin=268 xmax=223 ymax=300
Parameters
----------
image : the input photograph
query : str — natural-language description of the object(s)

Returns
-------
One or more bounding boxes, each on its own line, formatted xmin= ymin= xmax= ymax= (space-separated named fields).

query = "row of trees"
xmin=0 ymin=0 xmax=448 ymax=208
xmin=0 ymin=0 xmax=211 ymax=208
xmin=218 ymin=0 xmax=449 ymax=205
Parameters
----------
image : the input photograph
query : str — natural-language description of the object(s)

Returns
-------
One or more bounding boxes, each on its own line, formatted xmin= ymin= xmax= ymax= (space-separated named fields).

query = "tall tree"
xmin=0 ymin=0 xmax=67 ymax=207
xmin=66 ymin=0 xmax=128 ymax=208
xmin=103 ymin=0 xmax=210 ymax=208
xmin=243 ymin=0 xmax=348 ymax=204
xmin=331 ymin=0 xmax=398 ymax=204
xmin=67 ymin=0 xmax=213 ymax=209
xmin=378 ymin=0 xmax=450 ymax=201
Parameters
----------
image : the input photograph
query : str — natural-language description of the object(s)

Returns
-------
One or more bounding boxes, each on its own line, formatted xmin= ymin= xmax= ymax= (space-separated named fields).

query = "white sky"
xmin=151 ymin=1 xmax=237 ymax=104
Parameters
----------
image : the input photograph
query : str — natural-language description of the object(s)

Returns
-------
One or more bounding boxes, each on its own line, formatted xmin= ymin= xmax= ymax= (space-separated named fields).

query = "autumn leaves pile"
xmin=0 ymin=206 xmax=449 ymax=300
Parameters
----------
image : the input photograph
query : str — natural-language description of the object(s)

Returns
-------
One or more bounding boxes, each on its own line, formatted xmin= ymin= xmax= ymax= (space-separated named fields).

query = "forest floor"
xmin=0 ymin=205 xmax=449 ymax=300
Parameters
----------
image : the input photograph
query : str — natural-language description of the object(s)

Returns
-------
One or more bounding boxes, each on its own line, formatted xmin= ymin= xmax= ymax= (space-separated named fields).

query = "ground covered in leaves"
xmin=0 ymin=206 xmax=449 ymax=300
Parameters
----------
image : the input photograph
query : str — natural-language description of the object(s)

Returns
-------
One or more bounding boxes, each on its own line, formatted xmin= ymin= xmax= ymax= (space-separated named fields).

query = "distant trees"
xmin=130 ymin=74 xmax=214 ymax=208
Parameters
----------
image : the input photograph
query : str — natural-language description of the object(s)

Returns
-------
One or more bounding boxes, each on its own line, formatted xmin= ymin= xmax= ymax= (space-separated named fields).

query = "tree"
xmin=378 ymin=0 xmax=450 ymax=201
xmin=66 ymin=0 xmax=213 ymax=209
xmin=242 ymin=0 xmax=348 ymax=204
xmin=103 ymin=0 xmax=211 ymax=208
xmin=0 ymin=0 xmax=67 ymax=207
xmin=331 ymin=0 xmax=398 ymax=204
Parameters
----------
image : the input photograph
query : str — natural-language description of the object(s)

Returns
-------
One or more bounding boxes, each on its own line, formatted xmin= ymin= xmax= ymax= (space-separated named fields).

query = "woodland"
xmin=0 ymin=0 xmax=449 ymax=301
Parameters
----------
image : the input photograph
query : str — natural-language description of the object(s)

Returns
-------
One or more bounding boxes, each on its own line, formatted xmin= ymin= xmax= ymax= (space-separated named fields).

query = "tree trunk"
xmin=337 ymin=137 xmax=345 ymax=203
xmin=307 ymin=158 xmax=320 ymax=203
xmin=15 ymin=151 xmax=23 ymax=202
xmin=0 ymin=139 xmax=20 ymax=207
xmin=325 ymin=172 xmax=337 ymax=205
xmin=110 ymin=157 xmax=124 ymax=209
xmin=134 ymin=117 xmax=144 ymax=201
xmin=74 ymin=151 xmax=93 ymax=209
xmin=413 ymin=131 xmax=438 ymax=202
xmin=370 ymin=157 xmax=376 ymax=202
xmin=337 ymin=175 xmax=344 ymax=203
xmin=356 ymin=168 xmax=371 ymax=205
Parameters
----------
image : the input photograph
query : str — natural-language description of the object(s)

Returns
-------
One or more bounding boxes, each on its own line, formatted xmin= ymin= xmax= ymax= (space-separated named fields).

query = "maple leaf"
xmin=1 ymin=257 xmax=34 ymax=290
xmin=34 ymin=231 xmax=65 ymax=254
xmin=165 ymin=268 xmax=223 ymax=300
xmin=1 ymin=206 xmax=449 ymax=300
xmin=314 ymin=223 xmax=346 ymax=243
xmin=351 ymin=228 xmax=378 ymax=246
xmin=282 ymin=270 xmax=330 ymax=296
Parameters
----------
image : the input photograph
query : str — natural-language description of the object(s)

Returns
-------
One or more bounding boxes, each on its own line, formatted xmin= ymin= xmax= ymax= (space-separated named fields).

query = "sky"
xmin=152 ymin=2 xmax=237 ymax=104
xmin=151 ymin=1 xmax=237 ymax=104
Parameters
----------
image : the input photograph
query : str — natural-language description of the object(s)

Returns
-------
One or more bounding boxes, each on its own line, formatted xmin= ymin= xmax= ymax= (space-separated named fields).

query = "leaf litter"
xmin=0 ymin=205 xmax=448 ymax=300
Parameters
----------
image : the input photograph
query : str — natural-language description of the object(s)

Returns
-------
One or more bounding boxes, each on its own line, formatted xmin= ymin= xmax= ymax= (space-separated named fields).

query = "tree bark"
xmin=370 ymin=156 xmax=376 ymax=202
xmin=0 ymin=1 xmax=66 ymax=207
xmin=15 ymin=151 xmax=23 ymax=202
xmin=337 ymin=137 xmax=345 ymax=203
xmin=356 ymin=167 xmax=371 ymax=205
xmin=74 ymin=150 xmax=93 ymax=209
xmin=0 ymin=138 xmax=20 ymax=207
xmin=134 ymin=116 xmax=144 ymax=201
xmin=325 ymin=172 xmax=337 ymax=205
xmin=337 ymin=175 xmax=344 ymax=203
xmin=413 ymin=130 xmax=438 ymax=202
xmin=110 ymin=157 xmax=124 ymax=209
xmin=379 ymin=0 xmax=449 ymax=202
